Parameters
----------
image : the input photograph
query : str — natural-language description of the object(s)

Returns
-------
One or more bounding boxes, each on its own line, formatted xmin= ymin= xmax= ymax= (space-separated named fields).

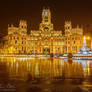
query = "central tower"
xmin=39 ymin=8 xmax=53 ymax=31
xmin=42 ymin=8 xmax=51 ymax=24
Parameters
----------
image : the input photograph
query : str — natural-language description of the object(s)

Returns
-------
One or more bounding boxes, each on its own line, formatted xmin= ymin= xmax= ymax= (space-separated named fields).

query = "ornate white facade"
xmin=0 ymin=8 xmax=84 ymax=55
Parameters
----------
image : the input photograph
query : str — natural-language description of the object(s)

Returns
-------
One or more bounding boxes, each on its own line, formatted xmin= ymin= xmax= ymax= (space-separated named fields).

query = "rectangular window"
xmin=22 ymin=47 xmax=23 ymax=51
xmin=15 ymin=40 xmax=17 ymax=44
xmin=45 ymin=20 xmax=48 ymax=22
xmin=22 ymin=41 xmax=23 ymax=44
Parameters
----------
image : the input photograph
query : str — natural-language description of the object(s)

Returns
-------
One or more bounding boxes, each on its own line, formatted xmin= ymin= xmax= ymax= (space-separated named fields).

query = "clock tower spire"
xmin=39 ymin=8 xmax=53 ymax=31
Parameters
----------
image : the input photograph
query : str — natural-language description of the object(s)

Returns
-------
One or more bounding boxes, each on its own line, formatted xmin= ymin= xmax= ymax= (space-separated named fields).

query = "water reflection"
xmin=0 ymin=57 xmax=92 ymax=80
xmin=0 ymin=57 xmax=92 ymax=92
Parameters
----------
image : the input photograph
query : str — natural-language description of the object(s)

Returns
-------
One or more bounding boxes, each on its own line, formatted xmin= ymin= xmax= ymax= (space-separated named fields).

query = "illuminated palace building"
xmin=1 ymin=8 xmax=84 ymax=55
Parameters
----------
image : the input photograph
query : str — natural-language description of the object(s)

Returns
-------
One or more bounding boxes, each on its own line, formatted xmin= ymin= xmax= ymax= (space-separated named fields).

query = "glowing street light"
xmin=87 ymin=36 xmax=90 ymax=40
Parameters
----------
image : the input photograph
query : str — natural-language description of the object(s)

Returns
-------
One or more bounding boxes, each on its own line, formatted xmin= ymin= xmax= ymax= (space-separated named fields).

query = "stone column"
xmin=50 ymin=37 xmax=54 ymax=57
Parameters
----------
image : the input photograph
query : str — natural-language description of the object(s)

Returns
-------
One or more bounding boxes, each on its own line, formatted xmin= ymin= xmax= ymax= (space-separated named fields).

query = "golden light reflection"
xmin=0 ymin=57 xmax=92 ymax=80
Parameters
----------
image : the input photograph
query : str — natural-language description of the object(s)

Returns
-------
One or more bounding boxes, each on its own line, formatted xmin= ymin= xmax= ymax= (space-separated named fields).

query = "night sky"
xmin=0 ymin=0 xmax=92 ymax=36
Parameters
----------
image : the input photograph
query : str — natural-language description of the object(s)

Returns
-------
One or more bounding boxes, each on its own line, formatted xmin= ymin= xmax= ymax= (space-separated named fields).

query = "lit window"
xmin=45 ymin=19 xmax=48 ymax=22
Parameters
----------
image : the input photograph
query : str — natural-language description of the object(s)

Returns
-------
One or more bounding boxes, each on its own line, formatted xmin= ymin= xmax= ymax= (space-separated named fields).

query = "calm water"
xmin=0 ymin=57 xmax=92 ymax=92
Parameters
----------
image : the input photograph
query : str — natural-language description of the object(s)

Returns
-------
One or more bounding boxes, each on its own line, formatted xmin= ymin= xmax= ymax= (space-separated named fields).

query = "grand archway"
xmin=43 ymin=47 xmax=50 ymax=55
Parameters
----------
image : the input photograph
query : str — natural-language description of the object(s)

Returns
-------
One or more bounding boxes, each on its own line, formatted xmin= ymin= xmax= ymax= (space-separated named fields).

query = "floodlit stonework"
xmin=0 ymin=8 xmax=84 ymax=55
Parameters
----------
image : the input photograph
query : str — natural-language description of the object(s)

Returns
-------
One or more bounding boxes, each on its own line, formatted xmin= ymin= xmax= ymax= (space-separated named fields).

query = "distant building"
xmin=7 ymin=20 xmax=29 ymax=54
xmin=64 ymin=21 xmax=83 ymax=53
xmin=0 ymin=8 xmax=83 ymax=55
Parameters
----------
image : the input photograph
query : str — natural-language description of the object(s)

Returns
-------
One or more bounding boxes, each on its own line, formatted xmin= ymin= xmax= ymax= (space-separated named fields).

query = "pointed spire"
xmin=77 ymin=24 xmax=79 ymax=28
xmin=11 ymin=24 xmax=14 ymax=27
xmin=8 ymin=24 xmax=9 ymax=27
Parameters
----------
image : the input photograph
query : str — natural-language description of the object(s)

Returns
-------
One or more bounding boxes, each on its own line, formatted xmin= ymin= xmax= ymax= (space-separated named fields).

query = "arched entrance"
xmin=43 ymin=47 xmax=50 ymax=55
